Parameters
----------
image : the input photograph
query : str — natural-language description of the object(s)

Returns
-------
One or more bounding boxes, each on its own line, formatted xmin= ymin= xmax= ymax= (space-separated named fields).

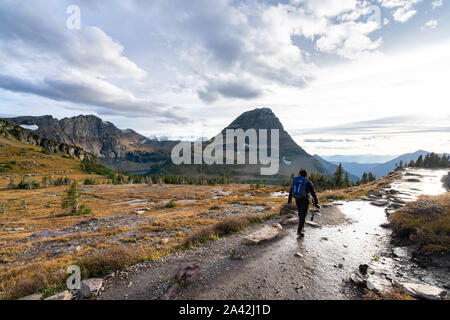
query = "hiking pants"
xmin=295 ymin=199 xmax=309 ymax=233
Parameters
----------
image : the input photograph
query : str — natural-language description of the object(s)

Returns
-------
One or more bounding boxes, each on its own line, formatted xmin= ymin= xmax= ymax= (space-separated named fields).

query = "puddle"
xmin=254 ymin=168 xmax=449 ymax=299
xmin=111 ymin=199 xmax=149 ymax=206
xmin=389 ymin=168 xmax=448 ymax=203
xmin=268 ymin=191 xmax=289 ymax=198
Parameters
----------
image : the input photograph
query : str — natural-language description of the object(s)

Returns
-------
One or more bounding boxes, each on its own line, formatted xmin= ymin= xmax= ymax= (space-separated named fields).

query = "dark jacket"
xmin=288 ymin=178 xmax=318 ymax=204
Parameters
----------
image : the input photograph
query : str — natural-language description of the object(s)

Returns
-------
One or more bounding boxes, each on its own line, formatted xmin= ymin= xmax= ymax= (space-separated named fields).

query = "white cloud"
xmin=421 ymin=20 xmax=438 ymax=30
xmin=377 ymin=0 xmax=423 ymax=23
xmin=432 ymin=0 xmax=443 ymax=9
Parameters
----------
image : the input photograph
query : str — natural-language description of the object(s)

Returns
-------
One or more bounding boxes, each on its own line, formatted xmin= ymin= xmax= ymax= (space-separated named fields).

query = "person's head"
xmin=300 ymin=169 xmax=308 ymax=177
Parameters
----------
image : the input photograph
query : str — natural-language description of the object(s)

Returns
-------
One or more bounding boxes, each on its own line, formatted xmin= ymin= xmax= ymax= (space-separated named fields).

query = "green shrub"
xmin=165 ymin=200 xmax=177 ymax=208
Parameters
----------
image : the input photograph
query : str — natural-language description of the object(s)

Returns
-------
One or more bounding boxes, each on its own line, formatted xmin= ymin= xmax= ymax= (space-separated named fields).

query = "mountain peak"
xmin=224 ymin=107 xmax=284 ymax=131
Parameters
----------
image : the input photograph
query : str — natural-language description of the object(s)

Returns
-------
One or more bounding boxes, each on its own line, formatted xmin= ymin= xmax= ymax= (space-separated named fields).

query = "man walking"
xmin=288 ymin=169 xmax=320 ymax=238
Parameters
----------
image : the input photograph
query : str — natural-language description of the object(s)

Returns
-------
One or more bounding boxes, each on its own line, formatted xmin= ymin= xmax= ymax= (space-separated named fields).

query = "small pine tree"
xmin=361 ymin=172 xmax=369 ymax=184
xmin=61 ymin=181 xmax=91 ymax=215
xmin=333 ymin=164 xmax=344 ymax=187
xmin=344 ymin=172 xmax=350 ymax=187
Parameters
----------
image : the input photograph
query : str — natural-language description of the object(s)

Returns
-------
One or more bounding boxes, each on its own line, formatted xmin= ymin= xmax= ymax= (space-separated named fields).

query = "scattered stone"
xmin=134 ymin=210 xmax=145 ymax=215
xmin=320 ymin=237 xmax=328 ymax=241
xmin=242 ymin=224 xmax=283 ymax=245
xmin=44 ymin=290 xmax=72 ymax=300
xmin=231 ymin=244 xmax=246 ymax=260
xmin=401 ymin=282 xmax=447 ymax=300
xmin=4 ymin=227 xmax=24 ymax=232
xmin=338 ymin=263 xmax=343 ymax=269
xmin=80 ymin=278 xmax=103 ymax=298
xmin=18 ymin=293 xmax=43 ymax=300
xmin=176 ymin=263 xmax=200 ymax=284
xmin=294 ymin=252 xmax=303 ymax=258
xmin=380 ymin=223 xmax=391 ymax=229
xmin=160 ymin=238 xmax=170 ymax=244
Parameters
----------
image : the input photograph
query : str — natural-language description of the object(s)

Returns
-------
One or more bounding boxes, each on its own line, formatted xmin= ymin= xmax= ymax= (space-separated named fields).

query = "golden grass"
xmin=389 ymin=193 xmax=450 ymax=253
xmin=182 ymin=213 xmax=275 ymax=249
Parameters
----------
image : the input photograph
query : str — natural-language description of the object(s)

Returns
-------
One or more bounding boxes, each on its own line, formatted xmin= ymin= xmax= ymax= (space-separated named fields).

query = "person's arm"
xmin=308 ymin=181 xmax=319 ymax=205
xmin=288 ymin=185 xmax=293 ymax=204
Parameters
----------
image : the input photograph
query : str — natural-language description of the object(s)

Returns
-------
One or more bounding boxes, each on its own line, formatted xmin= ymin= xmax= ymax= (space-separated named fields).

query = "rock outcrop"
xmin=0 ymin=119 xmax=95 ymax=161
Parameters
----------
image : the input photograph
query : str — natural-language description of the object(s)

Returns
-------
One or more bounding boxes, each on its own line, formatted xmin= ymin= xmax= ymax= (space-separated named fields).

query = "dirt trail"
xmin=99 ymin=168 xmax=449 ymax=300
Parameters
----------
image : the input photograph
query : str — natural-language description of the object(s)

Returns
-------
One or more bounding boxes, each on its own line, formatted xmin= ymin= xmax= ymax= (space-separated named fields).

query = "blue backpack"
xmin=292 ymin=176 xmax=308 ymax=200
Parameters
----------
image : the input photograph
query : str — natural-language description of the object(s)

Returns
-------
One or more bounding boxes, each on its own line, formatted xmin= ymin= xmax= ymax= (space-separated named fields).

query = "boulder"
xmin=281 ymin=217 xmax=299 ymax=226
xmin=305 ymin=221 xmax=322 ymax=228
xmin=80 ymin=278 xmax=103 ymax=298
xmin=44 ymin=290 xmax=72 ymax=300
xmin=18 ymin=293 xmax=43 ymax=300
xmin=176 ymin=263 xmax=200 ymax=284
xmin=241 ymin=224 xmax=283 ymax=245
xmin=401 ymin=282 xmax=447 ymax=300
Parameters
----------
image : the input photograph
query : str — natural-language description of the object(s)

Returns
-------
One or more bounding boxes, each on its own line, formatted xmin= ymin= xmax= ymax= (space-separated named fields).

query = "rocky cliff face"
xmin=7 ymin=115 xmax=175 ymax=173
xmin=7 ymin=115 xmax=148 ymax=159
xmin=0 ymin=119 xmax=95 ymax=161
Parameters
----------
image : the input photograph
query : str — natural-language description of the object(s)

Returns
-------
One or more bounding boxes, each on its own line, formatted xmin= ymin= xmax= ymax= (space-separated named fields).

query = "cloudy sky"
xmin=0 ymin=0 xmax=449 ymax=156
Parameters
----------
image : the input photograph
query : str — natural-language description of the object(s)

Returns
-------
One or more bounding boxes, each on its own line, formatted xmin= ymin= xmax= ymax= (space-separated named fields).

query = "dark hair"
xmin=300 ymin=169 xmax=308 ymax=177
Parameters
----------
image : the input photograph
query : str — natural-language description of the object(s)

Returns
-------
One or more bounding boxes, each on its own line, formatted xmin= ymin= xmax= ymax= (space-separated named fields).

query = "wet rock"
xmin=44 ymin=290 xmax=72 ymax=300
xmin=242 ymin=224 xmax=283 ymax=245
xmin=349 ymin=273 xmax=366 ymax=286
xmin=80 ymin=278 xmax=103 ymax=298
xmin=305 ymin=221 xmax=321 ymax=228
xmin=370 ymin=200 xmax=390 ymax=207
xmin=400 ymin=282 xmax=447 ymax=300
xmin=281 ymin=217 xmax=299 ymax=226
xmin=359 ymin=264 xmax=369 ymax=275
xmin=366 ymin=191 xmax=385 ymax=198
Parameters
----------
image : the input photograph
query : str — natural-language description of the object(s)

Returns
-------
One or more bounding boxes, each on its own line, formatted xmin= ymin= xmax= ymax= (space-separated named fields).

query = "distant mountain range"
xmin=313 ymin=155 xmax=359 ymax=183
xmin=330 ymin=150 xmax=431 ymax=180
xmin=322 ymin=154 xmax=397 ymax=164
xmin=6 ymin=112 xmax=438 ymax=182
xmin=6 ymin=108 xmax=348 ymax=182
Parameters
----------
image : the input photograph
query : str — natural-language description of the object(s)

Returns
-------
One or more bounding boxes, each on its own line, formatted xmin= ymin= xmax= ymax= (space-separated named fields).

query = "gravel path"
xmin=99 ymin=205 xmax=363 ymax=300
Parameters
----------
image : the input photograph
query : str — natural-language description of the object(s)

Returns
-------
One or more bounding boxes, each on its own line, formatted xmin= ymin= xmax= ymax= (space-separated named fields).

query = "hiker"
xmin=288 ymin=169 xmax=320 ymax=238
